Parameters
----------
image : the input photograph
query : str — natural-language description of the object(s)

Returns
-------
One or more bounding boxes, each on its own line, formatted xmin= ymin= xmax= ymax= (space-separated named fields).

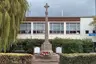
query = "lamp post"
xmin=41 ymin=3 xmax=53 ymax=53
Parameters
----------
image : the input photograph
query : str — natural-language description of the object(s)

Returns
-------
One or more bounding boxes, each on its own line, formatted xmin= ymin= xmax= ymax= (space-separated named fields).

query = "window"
xmin=33 ymin=23 xmax=45 ymax=34
xmin=19 ymin=23 xmax=31 ymax=34
xmin=85 ymin=30 xmax=89 ymax=34
xmin=66 ymin=23 xmax=80 ymax=34
xmin=50 ymin=23 xmax=64 ymax=34
xmin=93 ymin=30 xmax=96 ymax=33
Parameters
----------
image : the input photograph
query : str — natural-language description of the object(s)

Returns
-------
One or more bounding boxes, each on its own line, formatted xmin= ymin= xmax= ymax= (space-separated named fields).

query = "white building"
xmin=17 ymin=16 xmax=96 ymax=42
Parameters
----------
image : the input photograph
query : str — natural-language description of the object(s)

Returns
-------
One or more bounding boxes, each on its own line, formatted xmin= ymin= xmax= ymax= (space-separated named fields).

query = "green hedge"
xmin=52 ymin=38 xmax=93 ymax=53
xmin=9 ymin=38 xmax=93 ymax=53
xmin=0 ymin=53 xmax=32 ymax=64
xmin=51 ymin=38 xmax=83 ymax=53
xmin=60 ymin=53 xmax=96 ymax=64
xmin=82 ymin=39 xmax=94 ymax=53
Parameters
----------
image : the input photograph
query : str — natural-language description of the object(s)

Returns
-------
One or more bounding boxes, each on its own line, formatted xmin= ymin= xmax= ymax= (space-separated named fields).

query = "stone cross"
xmin=41 ymin=3 xmax=53 ymax=53
xmin=44 ymin=3 xmax=49 ymax=42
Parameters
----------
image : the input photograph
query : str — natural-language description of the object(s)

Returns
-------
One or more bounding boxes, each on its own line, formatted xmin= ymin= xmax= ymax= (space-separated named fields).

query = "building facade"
xmin=17 ymin=17 xmax=96 ymax=42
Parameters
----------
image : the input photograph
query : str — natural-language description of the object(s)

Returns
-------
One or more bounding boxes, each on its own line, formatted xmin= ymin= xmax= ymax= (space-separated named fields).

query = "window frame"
xmin=66 ymin=22 xmax=80 ymax=34
xmin=50 ymin=22 xmax=64 ymax=34
xmin=19 ymin=22 xmax=31 ymax=34
xmin=33 ymin=22 xmax=45 ymax=34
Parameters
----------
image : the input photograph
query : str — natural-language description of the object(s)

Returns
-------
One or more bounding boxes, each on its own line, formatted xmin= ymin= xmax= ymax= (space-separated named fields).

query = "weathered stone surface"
xmin=41 ymin=3 xmax=53 ymax=53
xmin=32 ymin=53 xmax=60 ymax=64
xmin=41 ymin=41 xmax=53 ymax=53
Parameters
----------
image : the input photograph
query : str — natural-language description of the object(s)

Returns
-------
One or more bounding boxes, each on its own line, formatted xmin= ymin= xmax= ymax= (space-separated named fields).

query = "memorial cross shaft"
xmin=41 ymin=3 xmax=53 ymax=53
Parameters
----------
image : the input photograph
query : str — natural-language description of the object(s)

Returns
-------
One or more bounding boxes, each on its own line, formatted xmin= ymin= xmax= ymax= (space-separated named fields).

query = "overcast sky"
xmin=26 ymin=0 xmax=96 ymax=17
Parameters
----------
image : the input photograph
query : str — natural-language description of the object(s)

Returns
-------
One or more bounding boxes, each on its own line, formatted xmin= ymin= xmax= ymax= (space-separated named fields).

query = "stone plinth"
xmin=41 ymin=41 xmax=53 ymax=53
xmin=32 ymin=53 xmax=60 ymax=64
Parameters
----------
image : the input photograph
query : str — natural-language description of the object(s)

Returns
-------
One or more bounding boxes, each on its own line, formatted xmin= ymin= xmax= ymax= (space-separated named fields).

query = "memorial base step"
xmin=32 ymin=53 xmax=60 ymax=64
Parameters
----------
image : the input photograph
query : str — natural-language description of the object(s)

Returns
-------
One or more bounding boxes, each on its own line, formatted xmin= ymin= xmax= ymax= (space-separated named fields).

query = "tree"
xmin=90 ymin=16 xmax=96 ymax=30
xmin=0 ymin=0 xmax=28 ymax=52
xmin=91 ymin=16 xmax=96 ymax=25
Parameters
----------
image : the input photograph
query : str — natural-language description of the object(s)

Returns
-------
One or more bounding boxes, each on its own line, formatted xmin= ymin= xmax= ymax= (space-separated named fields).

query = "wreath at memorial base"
xmin=39 ymin=51 xmax=52 ymax=59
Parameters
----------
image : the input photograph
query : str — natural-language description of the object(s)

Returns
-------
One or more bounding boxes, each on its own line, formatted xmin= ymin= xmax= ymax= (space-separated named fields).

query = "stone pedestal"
xmin=41 ymin=41 xmax=53 ymax=53
xmin=32 ymin=53 xmax=60 ymax=64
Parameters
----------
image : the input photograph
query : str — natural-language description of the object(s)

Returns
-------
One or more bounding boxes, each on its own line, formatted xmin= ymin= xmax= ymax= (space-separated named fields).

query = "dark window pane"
xmin=57 ymin=31 xmax=60 ymax=33
xmin=20 ymin=30 xmax=25 ymax=34
xmin=66 ymin=31 xmax=70 ymax=34
xmin=37 ymin=31 xmax=40 ymax=33
xmin=73 ymin=31 xmax=76 ymax=33
xmin=70 ymin=31 xmax=76 ymax=34
xmin=77 ymin=31 xmax=80 ymax=34
xmin=93 ymin=30 xmax=96 ymax=33
xmin=61 ymin=31 xmax=64 ymax=34
xmin=50 ymin=30 xmax=52 ymax=33
xmin=53 ymin=31 xmax=56 ymax=33
xmin=85 ymin=30 xmax=89 ymax=34
xmin=29 ymin=30 xmax=31 ymax=34
xmin=33 ymin=31 xmax=36 ymax=34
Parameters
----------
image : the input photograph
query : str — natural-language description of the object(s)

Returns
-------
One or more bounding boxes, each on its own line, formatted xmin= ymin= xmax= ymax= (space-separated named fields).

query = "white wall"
xmin=80 ymin=18 xmax=95 ymax=42
xmin=80 ymin=18 xmax=93 ymax=35
xmin=17 ymin=34 xmax=32 ymax=39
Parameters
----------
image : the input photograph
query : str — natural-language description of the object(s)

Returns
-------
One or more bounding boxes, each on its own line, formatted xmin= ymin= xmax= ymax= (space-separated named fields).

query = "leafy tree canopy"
xmin=0 ymin=0 xmax=28 ymax=52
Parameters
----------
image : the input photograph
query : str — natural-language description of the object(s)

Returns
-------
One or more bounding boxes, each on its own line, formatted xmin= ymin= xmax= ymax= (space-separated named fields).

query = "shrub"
xmin=82 ymin=39 xmax=93 ymax=53
xmin=10 ymin=39 xmax=43 ymax=53
xmin=60 ymin=53 xmax=96 ymax=64
xmin=51 ymin=38 xmax=83 ymax=53
xmin=0 ymin=53 xmax=32 ymax=64
xmin=9 ymin=38 xmax=93 ymax=53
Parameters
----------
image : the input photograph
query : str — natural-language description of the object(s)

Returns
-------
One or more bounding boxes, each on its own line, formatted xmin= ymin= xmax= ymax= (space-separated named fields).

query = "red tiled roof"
xmin=24 ymin=17 xmax=80 ymax=22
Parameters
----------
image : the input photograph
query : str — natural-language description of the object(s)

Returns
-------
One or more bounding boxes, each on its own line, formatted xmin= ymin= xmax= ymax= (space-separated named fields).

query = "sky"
xmin=26 ymin=0 xmax=96 ymax=17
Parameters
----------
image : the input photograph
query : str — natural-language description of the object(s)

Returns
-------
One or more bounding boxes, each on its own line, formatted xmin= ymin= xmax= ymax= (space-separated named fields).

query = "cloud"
xmin=26 ymin=0 xmax=95 ymax=17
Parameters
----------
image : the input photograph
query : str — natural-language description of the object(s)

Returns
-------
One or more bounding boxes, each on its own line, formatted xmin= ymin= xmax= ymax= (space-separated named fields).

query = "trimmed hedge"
xmin=51 ymin=38 xmax=83 ymax=53
xmin=0 ymin=53 xmax=32 ymax=64
xmin=60 ymin=53 xmax=96 ymax=64
xmin=9 ymin=38 xmax=93 ymax=53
